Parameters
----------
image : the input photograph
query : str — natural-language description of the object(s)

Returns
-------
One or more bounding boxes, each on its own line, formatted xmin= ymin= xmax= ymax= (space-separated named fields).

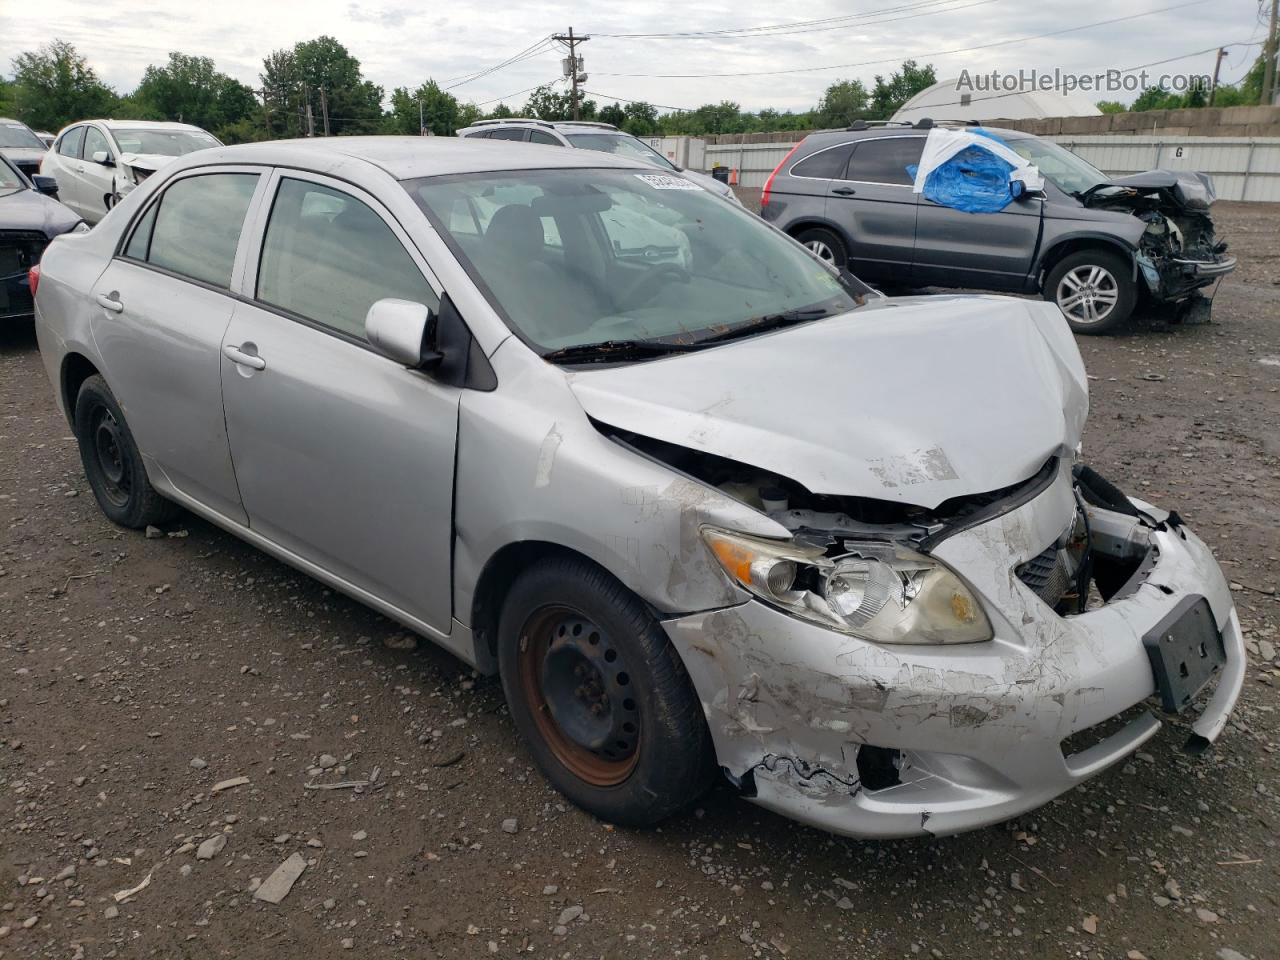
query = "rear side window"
xmin=256 ymin=178 xmax=438 ymax=339
xmin=58 ymin=127 xmax=85 ymax=158
xmin=791 ymin=143 xmax=854 ymax=180
xmin=83 ymin=127 xmax=109 ymax=161
xmin=488 ymin=128 xmax=528 ymax=141
xmin=528 ymin=130 xmax=562 ymax=146
xmin=847 ymin=138 xmax=924 ymax=186
xmin=462 ymin=130 xmax=491 ymax=138
xmin=140 ymin=173 xmax=259 ymax=287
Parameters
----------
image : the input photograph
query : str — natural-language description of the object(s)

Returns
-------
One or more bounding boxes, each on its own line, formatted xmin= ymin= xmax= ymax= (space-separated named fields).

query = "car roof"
xmin=179 ymin=136 xmax=655 ymax=180
xmin=800 ymin=122 xmax=1027 ymax=145
xmin=100 ymin=120 xmax=210 ymax=131
xmin=458 ymin=119 xmax=625 ymax=136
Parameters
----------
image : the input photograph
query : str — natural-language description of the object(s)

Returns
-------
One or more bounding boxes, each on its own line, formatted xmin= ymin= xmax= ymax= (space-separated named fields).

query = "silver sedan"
xmin=32 ymin=137 xmax=1243 ymax=838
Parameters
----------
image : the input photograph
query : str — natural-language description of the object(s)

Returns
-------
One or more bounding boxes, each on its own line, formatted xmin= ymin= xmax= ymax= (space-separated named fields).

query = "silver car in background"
xmin=32 ymin=137 xmax=1243 ymax=838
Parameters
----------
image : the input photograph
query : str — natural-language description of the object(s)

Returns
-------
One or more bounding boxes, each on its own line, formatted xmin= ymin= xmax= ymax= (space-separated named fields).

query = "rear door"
xmin=220 ymin=170 xmax=460 ymax=633
xmin=89 ymin=167 xmax=266 ymax=523
xmin=826 ymin=136 xmax=923 ymax=281
xmin=50 ymin=126 xmax=87 ymax=217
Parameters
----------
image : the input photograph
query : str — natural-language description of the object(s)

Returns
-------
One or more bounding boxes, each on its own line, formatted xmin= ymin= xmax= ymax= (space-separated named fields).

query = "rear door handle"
xmin=223 ymin=344 xmax=266 ymax=371
xmin=95 ymin=292 xmax=123 ymax=312
xmin=831 ymin=187 xmax=857 ymax=196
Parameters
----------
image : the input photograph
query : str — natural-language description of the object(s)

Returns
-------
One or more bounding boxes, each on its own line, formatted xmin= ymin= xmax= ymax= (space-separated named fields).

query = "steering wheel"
xmin=618 ymin=262 xmax=690 ymax=309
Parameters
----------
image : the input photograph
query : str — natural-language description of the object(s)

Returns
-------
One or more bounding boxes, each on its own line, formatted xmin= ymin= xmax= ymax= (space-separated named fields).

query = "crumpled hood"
xmin=0 ymin=187 xmax=82 ymax=238
xmin=119 ymin=152 xmax=178 ymax=172
xmin=1082 ymin=169 xmax=1217 ymax=211
xmin=568 ymin=296 xmax=1088 ymax=509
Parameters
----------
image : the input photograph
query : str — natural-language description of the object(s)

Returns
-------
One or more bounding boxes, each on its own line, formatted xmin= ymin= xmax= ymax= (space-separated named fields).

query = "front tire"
xmin=73 ymin=375 xmax=178 ymax=529
xmin=498 ymin=556 xmax=716 ymax=827
xmin=793 ymin=226 xmax=847 ymax=268
xmin=1044 ymin=249 xmax=1137 ymax=335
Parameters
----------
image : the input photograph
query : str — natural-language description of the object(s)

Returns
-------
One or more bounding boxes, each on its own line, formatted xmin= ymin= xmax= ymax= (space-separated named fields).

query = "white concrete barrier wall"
xmin=702 ymin=135 xmax=1280 ymax=201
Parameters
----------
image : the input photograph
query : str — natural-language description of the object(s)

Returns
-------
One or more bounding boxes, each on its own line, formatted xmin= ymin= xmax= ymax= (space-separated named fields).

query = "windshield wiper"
xmin=690 ymin=307 xmax=834 ymax=345
xmin=542 ymin=338 xmax=708 ymax=364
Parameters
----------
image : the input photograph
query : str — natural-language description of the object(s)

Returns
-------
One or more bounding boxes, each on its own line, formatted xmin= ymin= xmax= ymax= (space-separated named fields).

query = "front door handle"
xmin=95 ymin=292 xmax=123 ymax=312
xmin=223 ymin=344 xmax=266 ymax=371
xmin=831 ymin=187 xmax=857 ymax=196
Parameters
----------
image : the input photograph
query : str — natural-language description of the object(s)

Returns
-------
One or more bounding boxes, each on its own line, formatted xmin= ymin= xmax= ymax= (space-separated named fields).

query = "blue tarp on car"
xmin=908 ymin=128 xmax=1042 ymax=215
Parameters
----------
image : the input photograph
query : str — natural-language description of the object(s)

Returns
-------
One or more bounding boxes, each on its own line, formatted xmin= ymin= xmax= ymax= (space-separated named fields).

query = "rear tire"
xmin=793 ymin=226 xmax=847 ymax=268
xmin=498 ymin=556 xmax=717 ymax=827
xmin=73 ymin=375 xmax=178 ymax=529
xmin=1044 ymin=249 xmax=1137 ymax=335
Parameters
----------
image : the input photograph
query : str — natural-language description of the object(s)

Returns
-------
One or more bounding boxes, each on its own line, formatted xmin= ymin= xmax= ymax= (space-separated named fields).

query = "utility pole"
xmin=419 ymin=97 xmax=425 ymax=136
xmin=319 ymin=87 xmax=330 ymax=136
xmin=305 ymin=98 xmax=315 ymax=137
xmin=1209 ymin=47 xmax=1228 ymax=106
xmin=552 ymin=27 xmax=590 ymax=120
xmin=1264 ymin=0 xmax=1280 ymax=107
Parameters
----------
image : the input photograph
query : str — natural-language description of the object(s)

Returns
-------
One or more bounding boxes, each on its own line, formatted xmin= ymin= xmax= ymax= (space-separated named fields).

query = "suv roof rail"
xmin=846 ymin=119 xmax=914 ymax=130
xmin=554 ymin=120 xmax=620 ymax=130
xmin=467 ymin=118 xmax=555 ymax=129
xmin=910 ymin=118 xmax=983 ymax=129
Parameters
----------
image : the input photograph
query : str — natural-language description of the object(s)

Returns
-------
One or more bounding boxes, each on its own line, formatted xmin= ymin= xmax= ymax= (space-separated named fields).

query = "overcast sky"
xmin=0 ymin=0 xmax=1269 ymax=113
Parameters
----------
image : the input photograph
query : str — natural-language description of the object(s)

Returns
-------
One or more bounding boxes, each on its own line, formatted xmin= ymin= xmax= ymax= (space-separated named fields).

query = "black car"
xmin=1 ymin=153 xmax=83 ymax=321
xmin=760 ymin=121 xmax=1236 ymax=334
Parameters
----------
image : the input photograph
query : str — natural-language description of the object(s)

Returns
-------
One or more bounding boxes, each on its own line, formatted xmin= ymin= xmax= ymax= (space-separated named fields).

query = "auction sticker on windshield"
xmin=634 ymin=174 xmax=701 ymax=190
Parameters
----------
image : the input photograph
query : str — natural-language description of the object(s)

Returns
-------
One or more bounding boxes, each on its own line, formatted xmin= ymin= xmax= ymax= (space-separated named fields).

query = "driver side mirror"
xmin=32 ymin=175 xmax=59 ymax=197
xmin=91 ymin=151 xmax=115 ymax=167
xmin=365 ymin=298 xmax=443 ymax=369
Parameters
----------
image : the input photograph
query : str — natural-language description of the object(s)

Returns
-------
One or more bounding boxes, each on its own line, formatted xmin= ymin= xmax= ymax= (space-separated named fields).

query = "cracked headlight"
xmin=702 ymin=527 xmax=992 ymax=644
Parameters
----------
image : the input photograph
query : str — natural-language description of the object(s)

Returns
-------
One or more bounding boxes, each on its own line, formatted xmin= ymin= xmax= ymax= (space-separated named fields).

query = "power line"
xmin=581 ymin=89 xmax=697 ymax=112
xmin=598 ymin=0 xmax=1001 ymax=40
xmin=596 ymin=0 xmax=988 ymax=39
xmin=470 ymin=77 xmax=565 ymax=108
xmin=596 ymin=0 xmax=1212 ymax=79
xmin=444 ymin=36 xmax=556 ymax=90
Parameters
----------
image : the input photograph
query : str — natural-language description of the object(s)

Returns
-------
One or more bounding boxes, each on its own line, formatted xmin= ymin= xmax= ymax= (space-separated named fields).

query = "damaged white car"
xmin=32 ymin=138 xmax=1243 ymax=838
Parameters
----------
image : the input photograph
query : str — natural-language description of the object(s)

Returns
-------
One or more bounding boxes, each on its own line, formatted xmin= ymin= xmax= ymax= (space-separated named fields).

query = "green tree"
xmin=524 ymin=84 xmax=573 ymax=120
xmin=869 ymin=60 xmax=936 ymax=119
xmin=386 ymin=80 xmax=459 ymax=136
xmin=261 ymin=36 xmax=382 ymax=137
xmin=622 ymin=100 xmax=658 ymax=135
xmin=486 ymin=102 xmax=515 ymax=119
xmin=1095 ymin=100 xmax=1126 ymax=114
xmin=132 ymin=52 xmax=258 ymax=138
xmin=1130 ymin=84 xmax=1179 ymax=112
xmin=8 ymin=39 xmax=118 ymax=131
xmin=598 ymin=102 xmax=626 ymax=128
xmin=817 ymin=79 xmax=870 ymax=127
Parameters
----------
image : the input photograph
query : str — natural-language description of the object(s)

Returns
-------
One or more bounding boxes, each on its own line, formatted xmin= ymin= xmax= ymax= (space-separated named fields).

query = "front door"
xmin=220 ymin=172 xmax=460 ymax=632
xmin=826 ymin=136 xmax=924 ymax=284
xmin=78 ymin=126 xmax=118 ymax=222
xmin=911 ymin=192 xmax=1043 ymax=290
xmin=89 ymin=168 xmax=265 ymax=523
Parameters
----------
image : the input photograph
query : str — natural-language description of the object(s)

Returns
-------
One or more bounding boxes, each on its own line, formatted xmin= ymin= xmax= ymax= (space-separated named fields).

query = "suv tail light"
xmin=760 ymin=143 xmax=801 ymax=209
xmin=28 ymin=263 xmax=40 ymax=298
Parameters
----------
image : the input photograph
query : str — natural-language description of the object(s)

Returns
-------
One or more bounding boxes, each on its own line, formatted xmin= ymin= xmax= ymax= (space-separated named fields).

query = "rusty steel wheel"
xmin=517 ymin=606 xmax=641 ymax=787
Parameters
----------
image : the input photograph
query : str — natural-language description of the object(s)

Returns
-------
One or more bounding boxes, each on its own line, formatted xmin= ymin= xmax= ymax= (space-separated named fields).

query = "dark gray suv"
xmin=760 ymin=122 xmax=1236 ymax=334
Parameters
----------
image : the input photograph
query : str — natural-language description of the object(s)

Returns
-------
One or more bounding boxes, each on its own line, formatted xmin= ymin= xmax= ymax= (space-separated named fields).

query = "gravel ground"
xmin=1 ymin=202 xmax=1278 ymax=960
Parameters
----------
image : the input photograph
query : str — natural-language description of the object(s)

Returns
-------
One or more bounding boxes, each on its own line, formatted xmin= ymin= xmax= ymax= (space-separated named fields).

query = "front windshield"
xmin=565 ymin=133 xmax=677 ymax=172
xmin=0 ymin=121 xmax=45 ymax=150
xmin=406 ymin=168 xmax=864 ymax=355
xmin=109 ymin=128 xmax=220 ymax=156
xmin=1007 ymin=137 xmax=1108 ymax=195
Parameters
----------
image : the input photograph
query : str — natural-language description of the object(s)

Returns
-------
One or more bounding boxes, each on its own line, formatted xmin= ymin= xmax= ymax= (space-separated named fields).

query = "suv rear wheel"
xmin=793 ymin=226 xmax=847 ymax=268
xmin=1044 ymin=249 xmax=1137 ymax=335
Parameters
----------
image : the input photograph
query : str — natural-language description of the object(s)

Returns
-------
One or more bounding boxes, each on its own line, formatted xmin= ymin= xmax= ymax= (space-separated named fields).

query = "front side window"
xmin=1007 ymin=137 xmax=1108 ymax=195
xmin=0 ymin=157 xmax=22 ymax=193
xmin=257 ymin=178 xmax=437 ymax=338
xmin=83 ymin=127 xmax=109 ymax=161
xmin=57 ymin=127 xmax=85 ymax=158
xmin=109 ymin=128 xmax=220 ymax=157
xmin=139 ymin=173 xmax=259 ymax=287
xmin=565 ymin=133 xmax=677 ymax=171
xmin=528 ymin=130 xmax=563 ymax=146
xmin=407 ymin=169 xmax=865 ymax=355
xmin=847 ymin=138 xmax=924 ymax=186
xmin=0 ymin=121 xmax=45 ymax=150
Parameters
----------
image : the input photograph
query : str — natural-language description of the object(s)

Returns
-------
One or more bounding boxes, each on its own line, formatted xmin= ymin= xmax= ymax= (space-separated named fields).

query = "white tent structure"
xmin=892 ymin=78 xmax=1103 ymax=124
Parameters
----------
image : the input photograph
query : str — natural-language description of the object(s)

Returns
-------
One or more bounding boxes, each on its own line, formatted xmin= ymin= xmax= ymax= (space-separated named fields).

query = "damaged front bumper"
xmin=664 ymin=464 xmax=1244 ymax=838
xmin=1137 ymin=251 xmax=1236 ymax=304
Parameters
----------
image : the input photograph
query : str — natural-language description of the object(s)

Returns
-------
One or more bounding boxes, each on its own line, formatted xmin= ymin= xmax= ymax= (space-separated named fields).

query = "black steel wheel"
xmin=74 ymin=375 xmax=178 ymax=529
xmin=498 ymin=555 xmax=716 ymax=826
